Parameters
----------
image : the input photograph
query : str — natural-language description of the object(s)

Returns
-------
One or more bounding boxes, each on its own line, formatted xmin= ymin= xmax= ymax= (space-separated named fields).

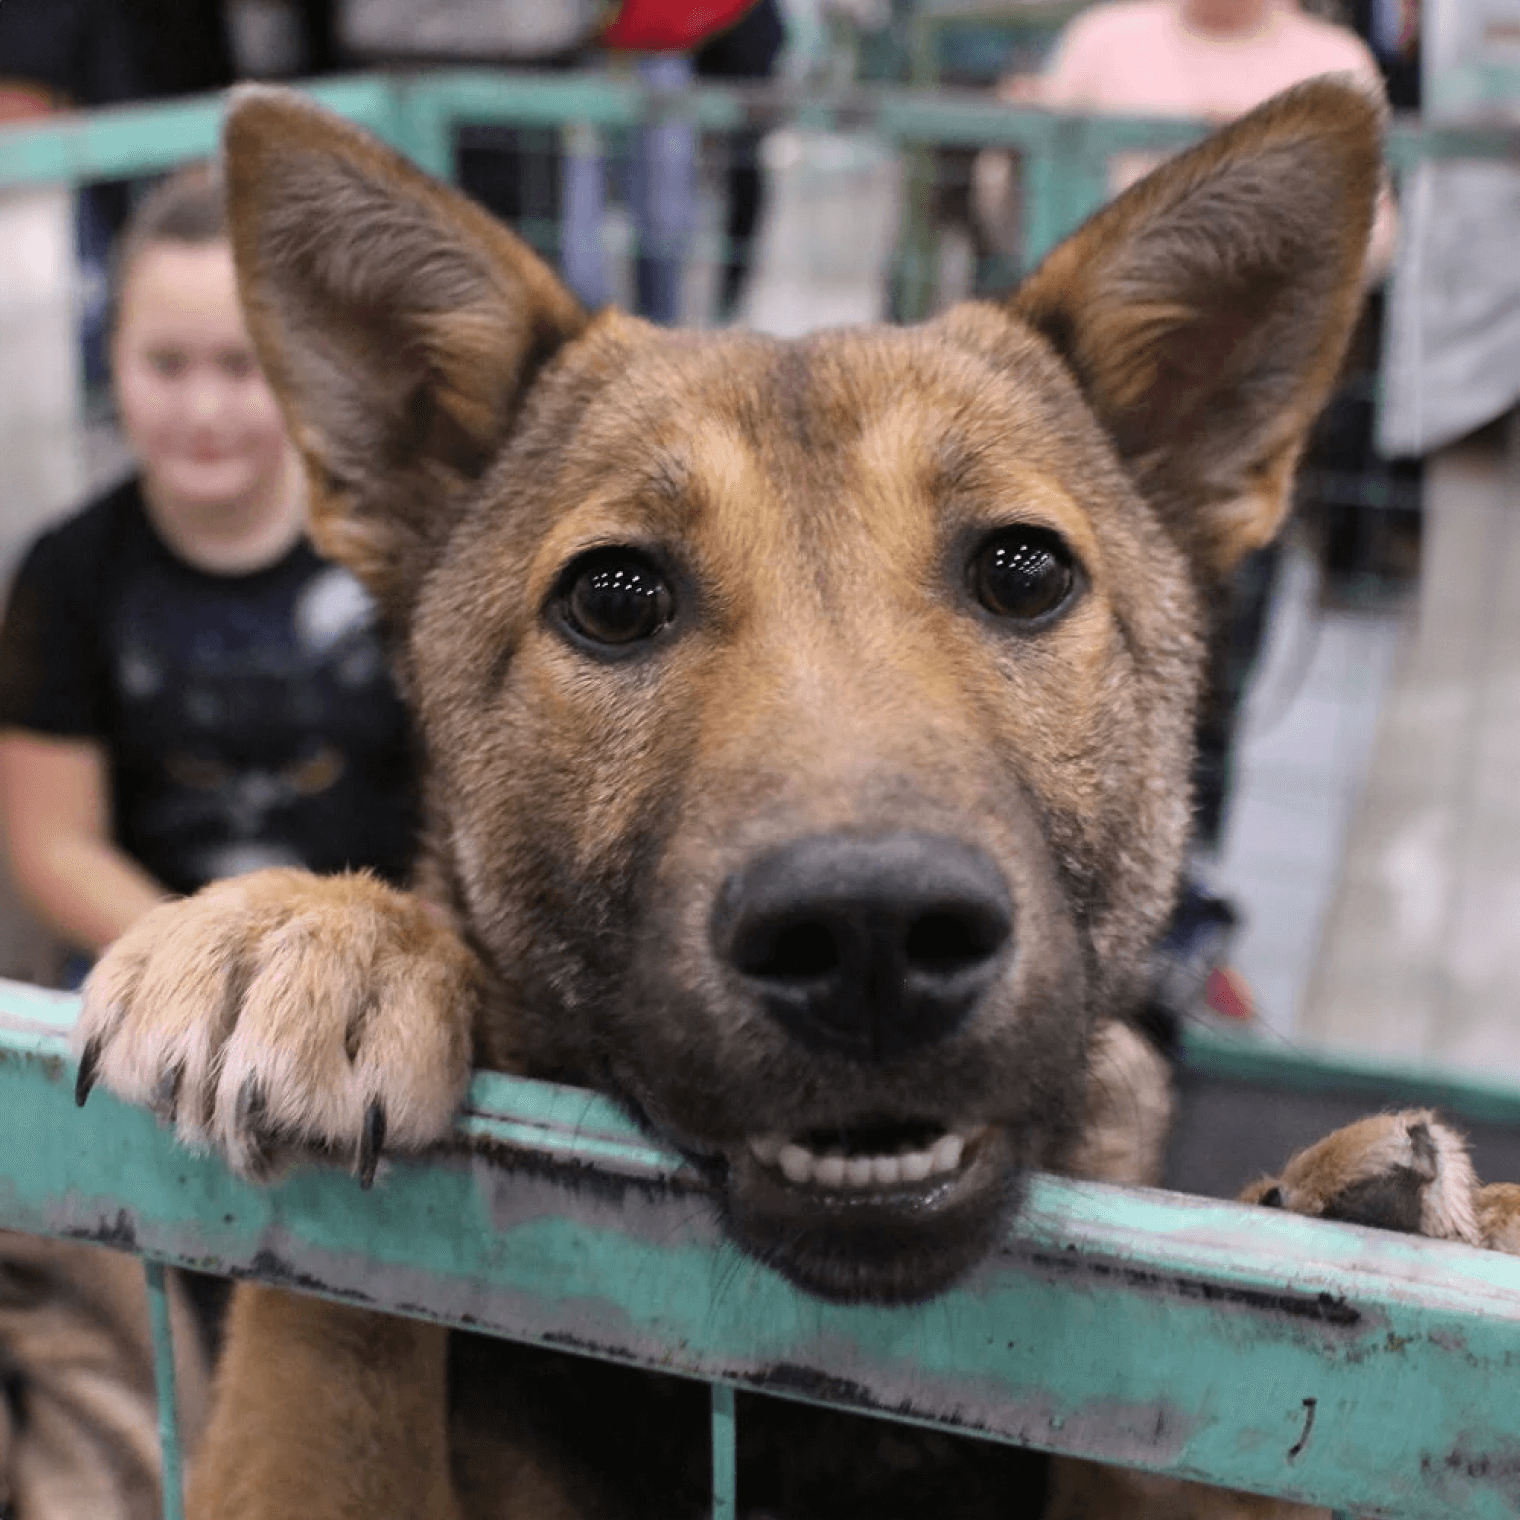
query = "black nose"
xmin=713 ymin=832 xmax=1013 ymax=1062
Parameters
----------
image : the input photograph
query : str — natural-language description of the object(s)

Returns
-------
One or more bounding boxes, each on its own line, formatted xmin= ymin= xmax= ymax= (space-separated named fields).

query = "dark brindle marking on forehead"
xmin=764 ymin=343 xmax=822 ymax=456
xmin=573 ymin=328 xmax=1097 ymax=648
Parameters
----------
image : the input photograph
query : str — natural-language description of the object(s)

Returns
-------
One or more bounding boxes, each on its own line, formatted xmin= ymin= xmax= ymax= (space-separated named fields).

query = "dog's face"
xmin=413 ymin=317 xmax=1202 ymax=1298
xmin=224 ymin=81 xmax=1379 ymax=1302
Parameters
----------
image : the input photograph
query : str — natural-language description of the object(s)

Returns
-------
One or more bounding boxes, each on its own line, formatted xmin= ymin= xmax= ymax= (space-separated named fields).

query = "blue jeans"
xmin=560 ymin=55 xmax=696 ymax=324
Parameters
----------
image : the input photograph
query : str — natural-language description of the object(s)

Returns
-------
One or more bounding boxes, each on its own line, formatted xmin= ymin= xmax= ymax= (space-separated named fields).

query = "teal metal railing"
xmin=3 ymin=76 xmax=1520 ymax=1520
xmin=8 ymin=984 xmax=1520 ymax=1519
xmin=3 ymin=72 xmax=1519 ymax=298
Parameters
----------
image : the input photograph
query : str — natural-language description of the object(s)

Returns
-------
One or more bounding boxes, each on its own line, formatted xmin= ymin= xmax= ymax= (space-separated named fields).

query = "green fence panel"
xmin=2 ymin=73 xmax=1517 ymax=271
xmin=1186 ymin=1021 xmax=1520 ymax=1130
xmin=0 ymin=76 xmax=409 ymax=187
xmin=711 ymin=1383 xmax=737 ymax=1520
xmin=6 ymin=984 xmax=1520 ymax=1518
xmin=142 ymin=1258 xmax=186 ymax=1520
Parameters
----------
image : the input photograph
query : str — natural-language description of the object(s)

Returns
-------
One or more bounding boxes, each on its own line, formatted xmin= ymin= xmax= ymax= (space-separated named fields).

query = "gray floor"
xmin=1213 ymin=543 xmax=1406 ymax=1039
xmin=1298 ymin=427 xmax=1520 ymax=1075
xmin=1216 ymin=427 xmax=1520 ymax=1075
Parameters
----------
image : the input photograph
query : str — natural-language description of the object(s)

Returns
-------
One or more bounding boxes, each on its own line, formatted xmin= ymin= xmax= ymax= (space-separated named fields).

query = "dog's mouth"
xmin=720 ymin=1114 xmax=1016 ymax=1304
xmin=745 ymin=1118 xmax=986 ymax=1192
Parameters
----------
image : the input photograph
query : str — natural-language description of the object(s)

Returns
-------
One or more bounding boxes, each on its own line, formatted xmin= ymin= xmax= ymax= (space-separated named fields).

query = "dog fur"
xmin=63 ymin=75 xmax=1489 ymax=1519
xmin=0 ymin=1235 xmax=207 ymax=1520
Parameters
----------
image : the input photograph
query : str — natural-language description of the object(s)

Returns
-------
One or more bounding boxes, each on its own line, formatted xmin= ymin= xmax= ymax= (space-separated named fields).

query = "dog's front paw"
xmin=1242 ymin=1110 xmax=1482 ymax=1245
xmin=1474 ymin=1183 xmax=1520 ymax=1253
xmin=75 ymin=869 xmax=478 ymax=1184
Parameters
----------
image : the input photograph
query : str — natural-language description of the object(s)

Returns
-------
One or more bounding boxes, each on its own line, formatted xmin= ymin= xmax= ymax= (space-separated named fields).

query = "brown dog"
xmin=71 ymin=75 xmax=1433 ymax=1518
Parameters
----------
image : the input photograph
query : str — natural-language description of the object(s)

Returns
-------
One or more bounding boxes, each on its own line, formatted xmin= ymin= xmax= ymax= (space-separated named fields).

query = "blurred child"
xmin=0 ymin=164 xmax=419 ymax=961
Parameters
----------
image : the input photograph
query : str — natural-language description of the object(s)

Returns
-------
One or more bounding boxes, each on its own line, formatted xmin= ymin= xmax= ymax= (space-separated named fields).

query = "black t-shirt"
xmin=0 ymin=477 xmax=420 ymax=895
xmin=0 ymin=0 xmax=233 ymax=106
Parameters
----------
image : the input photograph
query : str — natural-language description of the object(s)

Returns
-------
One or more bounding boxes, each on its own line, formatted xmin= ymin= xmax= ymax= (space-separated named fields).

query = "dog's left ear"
xmin=1010 ymin=77 xmax=1383 ymax=577
xmin=223 ymin=86 xmax=590 ymax=620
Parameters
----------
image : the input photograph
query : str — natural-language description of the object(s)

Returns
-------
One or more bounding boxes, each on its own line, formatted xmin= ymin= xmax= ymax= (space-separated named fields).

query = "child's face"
xmin=113 ymin=240 xmax=289 ymax=514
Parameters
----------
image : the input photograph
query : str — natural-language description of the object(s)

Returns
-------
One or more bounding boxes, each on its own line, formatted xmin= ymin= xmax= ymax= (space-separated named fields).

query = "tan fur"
xmin=1240 ymin=1125 xmax=1520 ymax=1258
xmin=81 ymin=869 xmax=477 ymax=1180
xmin=71 ymin=79 xmax=1392 ymax=1519
xmin=1476 ymin=1183 xmax=1520 ymax=1254
xmin=188 ymin=1291 xmax=460 ymax=1518
xmin=1045 ymin=1461 xmax=1330 ymax=1520
xmin=1242 ymin=1110 xmax=1482 ymax=1245
xmin=1061 ymin=1019 xmax=1174 ymax=1188
xmin=0 ymin=1236 xmax=208 ymax=1520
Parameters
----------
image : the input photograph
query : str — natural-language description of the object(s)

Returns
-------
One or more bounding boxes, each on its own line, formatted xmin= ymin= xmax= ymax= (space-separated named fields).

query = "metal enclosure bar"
xmin=1 ymin=72 xmax=1517 ymax=261
xmin=711 ymin=1383 xmax=737 ymax=1520
xmin=143 ymin=1259 xmax=186 ymax=1520
xmin=5 ymin=986 xmax=1520 ymax=1518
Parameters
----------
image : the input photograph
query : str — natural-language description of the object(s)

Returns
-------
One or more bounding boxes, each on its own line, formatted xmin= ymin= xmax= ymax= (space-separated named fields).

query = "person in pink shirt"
xmin=975 ymin=0 xmax=1395 ymax=271
xmin=1047 ymin=0 xmax=1382 ymax=122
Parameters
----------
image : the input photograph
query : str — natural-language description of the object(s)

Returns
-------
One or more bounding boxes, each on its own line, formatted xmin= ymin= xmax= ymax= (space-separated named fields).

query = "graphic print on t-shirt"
xmin=0 ymin=479 xmax=420 ymax=892
xmin=110 ymin=558 xmax=411 ymax=892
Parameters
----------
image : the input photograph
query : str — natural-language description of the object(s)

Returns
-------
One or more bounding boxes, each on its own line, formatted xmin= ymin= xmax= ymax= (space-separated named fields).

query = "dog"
xmin=65 ymin=74 xmax=1517 ymax=1519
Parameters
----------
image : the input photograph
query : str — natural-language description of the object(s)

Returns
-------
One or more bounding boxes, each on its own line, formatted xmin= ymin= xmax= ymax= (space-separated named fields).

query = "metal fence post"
xmin=711 ymin=1381 xmax=737 ymax=1520
xmin=389 ymin=77 xmax=457 ymax=182
xmin=144 ymin=1259 xmax=185 ymax=1520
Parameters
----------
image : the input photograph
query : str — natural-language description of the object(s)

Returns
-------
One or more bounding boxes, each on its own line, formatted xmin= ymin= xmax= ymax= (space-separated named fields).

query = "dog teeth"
xmin=814 ymin=1154 xmax=847 ymax=1187
xmin=931 ymin=1133 xmax=964 ymax=1173
xmin=845 ymin=1156 xmax=876 ymax=1187
xmin=748 ymin=1129 xmax=980 ymax=1190
xmin=900 ymin=1149 xmax=933 ymax=1183
xmin=778 ymin=1142 xmax=813 ymax=1184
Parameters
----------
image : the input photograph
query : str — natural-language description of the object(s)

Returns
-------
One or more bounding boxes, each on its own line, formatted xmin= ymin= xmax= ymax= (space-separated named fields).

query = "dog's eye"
xmin=970 ymin=527 xmax=1078 ymax=623
xmin=560 ymin=551 xmax=675 ymax=648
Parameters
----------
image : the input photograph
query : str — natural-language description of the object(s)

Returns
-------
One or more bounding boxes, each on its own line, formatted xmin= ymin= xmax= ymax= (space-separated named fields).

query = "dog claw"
xmin=74 ymin=1038 xmax=101 ymax=1108
xmin=235 ymin=1076 xmax=266 ymax=1129
xmin=234 ymin=1077 xmax=277 ymax=1174
xmin=150 ymin=1065 xmax=182 ymax=1122
xmin=358 ymin=1100 xmax=386 ymax=1189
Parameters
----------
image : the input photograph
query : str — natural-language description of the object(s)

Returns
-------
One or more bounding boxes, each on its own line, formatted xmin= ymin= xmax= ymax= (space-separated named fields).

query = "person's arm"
xmin=0 ymin=730 xmax=170 ymax=955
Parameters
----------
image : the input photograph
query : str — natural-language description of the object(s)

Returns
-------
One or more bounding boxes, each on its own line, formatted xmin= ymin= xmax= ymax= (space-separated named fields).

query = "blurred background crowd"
xmin=0 ymin=0 xmax=1516 ymax=1079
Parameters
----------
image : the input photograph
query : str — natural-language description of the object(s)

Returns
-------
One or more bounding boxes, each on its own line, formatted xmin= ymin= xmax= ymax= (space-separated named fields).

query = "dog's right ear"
xmin=223 ymin=87 xmax=589 ymax=619
xmin=1008 ymin=77 xmax=1382 ymax=579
